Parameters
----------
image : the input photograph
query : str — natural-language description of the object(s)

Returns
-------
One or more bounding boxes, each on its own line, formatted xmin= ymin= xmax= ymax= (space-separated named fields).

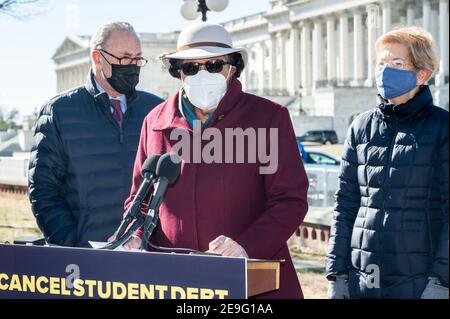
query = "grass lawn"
xmin=0 ymin=193 xmax=42 ymax=244
xmin=291 ymin=247 xmax=328 ymax=299
xmin=298 ymin=268 xmax=328 ymax=299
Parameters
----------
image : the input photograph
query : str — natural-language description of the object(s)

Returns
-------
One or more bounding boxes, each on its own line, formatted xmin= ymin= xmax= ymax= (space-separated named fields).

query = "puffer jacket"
xmin=28 ymin=71 xmax=163 ymax=247
xmin=326 ymin=85 xmax=449 ymax=298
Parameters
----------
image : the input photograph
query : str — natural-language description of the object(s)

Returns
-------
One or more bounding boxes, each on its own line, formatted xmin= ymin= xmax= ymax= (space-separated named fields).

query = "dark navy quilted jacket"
xmin=326 ymin=85 xmax=449 ymax=298
xmin=28 ymin=71 xmax=163 ymax=247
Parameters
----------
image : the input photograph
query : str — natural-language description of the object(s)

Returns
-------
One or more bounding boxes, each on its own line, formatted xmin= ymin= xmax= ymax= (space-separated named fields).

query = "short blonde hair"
xmin=375 ymin=26 xmax=439 ymax=74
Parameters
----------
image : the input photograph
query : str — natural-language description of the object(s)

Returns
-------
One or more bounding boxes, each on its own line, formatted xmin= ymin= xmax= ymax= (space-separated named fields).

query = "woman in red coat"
xmin=121 ymin=22 xmax=309 ymax=299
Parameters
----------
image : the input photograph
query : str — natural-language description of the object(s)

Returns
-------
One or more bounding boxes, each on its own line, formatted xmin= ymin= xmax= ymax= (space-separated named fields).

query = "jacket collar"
xmin=84 ymin=69 xmax=139 ymax=107
xmin=377 ymin=85 xmax=434 ymax=122
xmin=151 ymin=76 xmax=244 ymax=131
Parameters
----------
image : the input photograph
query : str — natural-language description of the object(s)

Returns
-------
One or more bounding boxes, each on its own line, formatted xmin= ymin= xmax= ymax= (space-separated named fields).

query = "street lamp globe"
xmin=205 ymin=0 xmax=229 ymax=12
xmin=180 ymin=0 xmax=199 ymax=20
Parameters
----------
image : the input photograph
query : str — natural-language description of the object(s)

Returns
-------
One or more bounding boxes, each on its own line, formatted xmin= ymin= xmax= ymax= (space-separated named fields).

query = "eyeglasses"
xmin=376 ymin=58 xmax=414 ymax=70
xmin=179 ymin=59 xmax=232 ymax=76
xmin=99 ymin=49 xmax=148 ymax=67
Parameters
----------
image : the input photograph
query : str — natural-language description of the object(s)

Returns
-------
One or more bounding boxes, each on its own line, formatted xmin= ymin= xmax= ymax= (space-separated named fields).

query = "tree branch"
xmin=0 ymin=0 xmax=46 ymax=20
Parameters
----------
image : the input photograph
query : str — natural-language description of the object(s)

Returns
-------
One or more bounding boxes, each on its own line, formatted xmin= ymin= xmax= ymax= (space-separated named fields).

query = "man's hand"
xmin=206 ymin=235 xmax=249 ymax=258
xmin=123 ymin=235 xmax=142 ymax=250
xmin=107 ymin=233 xmax=141 ymax=250
xmin=107 ymin=234 xmax=117 ymax=243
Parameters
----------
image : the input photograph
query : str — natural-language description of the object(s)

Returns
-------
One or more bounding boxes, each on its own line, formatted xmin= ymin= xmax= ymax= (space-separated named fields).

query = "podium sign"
xmin=0 ymin=244 xmax=247 ymax=299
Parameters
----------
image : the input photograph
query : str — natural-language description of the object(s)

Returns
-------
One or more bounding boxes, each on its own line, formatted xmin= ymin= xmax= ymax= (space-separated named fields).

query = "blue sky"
xmin=0 ymin=0 xmax=270 ymax=118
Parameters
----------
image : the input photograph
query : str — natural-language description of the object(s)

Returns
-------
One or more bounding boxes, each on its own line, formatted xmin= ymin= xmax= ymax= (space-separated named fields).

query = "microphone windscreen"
xmin=156 ymin=153 xmax=182 ymax=184
xmin=141 ymin=155 xmax=162 ymax=178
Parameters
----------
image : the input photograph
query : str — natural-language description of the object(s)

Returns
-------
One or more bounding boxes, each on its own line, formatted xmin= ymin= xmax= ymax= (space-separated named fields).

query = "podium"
xmin=0 ymin=244 xmax=280 ymax=299
xmin=247 ymin=259 xmax=280 ymax=297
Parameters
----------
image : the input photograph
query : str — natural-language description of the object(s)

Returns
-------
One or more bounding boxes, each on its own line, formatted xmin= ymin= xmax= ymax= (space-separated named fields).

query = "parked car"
xmin=298 ymin=130 xmax=338 ymax=144
xmin=303 ymin=150 xmax=340 ymax=166
xmin=302 ymin=151 xmax=340 ymax=207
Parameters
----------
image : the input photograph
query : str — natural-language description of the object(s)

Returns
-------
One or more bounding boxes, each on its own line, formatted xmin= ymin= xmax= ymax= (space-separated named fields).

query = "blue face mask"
xmin=376 ymin=66 xmax=418 ymax=100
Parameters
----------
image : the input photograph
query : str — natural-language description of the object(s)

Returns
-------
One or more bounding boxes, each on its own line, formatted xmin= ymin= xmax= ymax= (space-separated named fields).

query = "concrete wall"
xmin=288 ymin=224 xmax=330 ymax=255
xmin=0 ymin=157 xmax=29 ymax=186
xmin=18 ymin=130 xmax=33 ymax=152
xmin=0 ymin=131 xmax=16 ymax=143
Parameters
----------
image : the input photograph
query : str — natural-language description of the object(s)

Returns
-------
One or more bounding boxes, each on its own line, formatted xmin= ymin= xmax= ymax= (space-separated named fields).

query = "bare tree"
xmin=0 ymin=0 xmax=46 ymax=19
xmin=0 ymin=106 xmax=20 ymax=130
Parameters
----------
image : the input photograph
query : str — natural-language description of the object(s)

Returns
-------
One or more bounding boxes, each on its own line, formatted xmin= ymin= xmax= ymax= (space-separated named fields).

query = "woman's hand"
xmin=207 ymin=235 xmax=249 ymax=258
xmin=421 ymin=278 xmax=449 ymax=299
xmin=327 ymin=275 xmax=350 ymax=299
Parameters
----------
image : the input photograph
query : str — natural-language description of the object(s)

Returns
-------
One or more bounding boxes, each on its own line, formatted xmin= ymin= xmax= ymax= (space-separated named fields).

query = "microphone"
xmin=114 ymin=155 xmax=161 ymax=240
xmin=140 ymin=153 xmax=182 ymax=250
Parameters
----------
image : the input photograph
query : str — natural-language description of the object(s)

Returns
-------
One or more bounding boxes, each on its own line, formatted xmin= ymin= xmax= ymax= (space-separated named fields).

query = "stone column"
xmin=258 ymin=42 xmax=266 ymax=95
xmin=382 ymin=0 xmax=392 ymax=33
xmin=406 ymin=0 xmax=415 ymax=25
xmin=312 ymin=18 xmax=324 ymax=89
xmin=289 ymin=26 xmax=301 ymax=95
xmin=56 ymin=70 xmax=61 ymax=93
xmin=278 ymin=32 xmax=287 ymax=94
xmin=300 ymin=20 xmax=312 ymax=96
xmin=423 ymin=0 xmax=432 ymax=31
xmin=77 ymin=66 xmax=83 ymax=86
xmin=326 ymin=14 xmax=336 ymax=85
xmin=365 ymin=4 xmax=380 ymax=87
xmin=439 ymin=0 xmax=449 ymax=77
xmin=352 ymin=7 xmax=365 ymax=86
xmin=245 ymin=45 xmax=251 ymax=90
xmin=270 ymin=34 xmax=277 ymax=94
xmin=339 ymin=11 xmax=350 ymax=85
xmin=431 ymin=1 xmax=439 ymax=47
xmin=75 ymin=67 xmax=81 ymax=87
xmin=73 ymin=66 xmax=77 ymax=87
xmin=436 ymin=0 xmax=449 ymax=104
xmin=63 ymin=69 xmax=68 ymax=92
xmin=67 ymin=67 xmax=72 ymax=89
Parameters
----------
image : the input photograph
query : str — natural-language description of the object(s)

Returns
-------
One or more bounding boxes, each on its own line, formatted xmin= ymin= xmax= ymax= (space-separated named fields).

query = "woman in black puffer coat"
xmin=326 ymin=27 xmax=448 ymax=299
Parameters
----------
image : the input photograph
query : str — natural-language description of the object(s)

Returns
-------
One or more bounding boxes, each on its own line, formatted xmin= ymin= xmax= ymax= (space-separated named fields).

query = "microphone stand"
xmin=114 ymin=176 xmax=155 ymax=240
xmin=100 ymin=213 xmax=145 ymax=250
xmin=140 ymin=209 xmax=220 ymax=256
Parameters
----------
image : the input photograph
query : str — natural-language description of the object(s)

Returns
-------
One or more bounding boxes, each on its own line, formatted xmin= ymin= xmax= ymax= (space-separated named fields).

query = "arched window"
xmin=302 ymin=227 xmax=309 ymax=239
xmin=320 ymin=230 xmax=326 ymax=242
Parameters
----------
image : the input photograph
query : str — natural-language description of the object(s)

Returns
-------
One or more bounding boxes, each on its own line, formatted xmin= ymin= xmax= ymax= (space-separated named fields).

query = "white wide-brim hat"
xmin=161 ymin=22 xmax=248 ymax=69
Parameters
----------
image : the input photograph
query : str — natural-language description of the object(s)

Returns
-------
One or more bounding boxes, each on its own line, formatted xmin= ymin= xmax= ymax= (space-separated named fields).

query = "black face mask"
xmin=104 ymin=64 xmax=140 ymax=95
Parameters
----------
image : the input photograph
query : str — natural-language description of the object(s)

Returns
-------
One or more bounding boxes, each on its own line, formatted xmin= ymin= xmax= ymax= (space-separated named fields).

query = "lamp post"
xmin=180 ymin=0 xmax=229 ymax=22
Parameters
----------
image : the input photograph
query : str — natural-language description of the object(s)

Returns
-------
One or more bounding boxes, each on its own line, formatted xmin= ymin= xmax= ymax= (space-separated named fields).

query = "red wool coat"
xmin=124 ymin=77 xmax=309 ymax=299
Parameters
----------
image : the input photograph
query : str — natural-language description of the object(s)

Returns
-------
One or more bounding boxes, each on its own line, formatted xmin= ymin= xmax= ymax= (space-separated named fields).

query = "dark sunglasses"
xmin=180 ymin=59 xmax=232 ymax=76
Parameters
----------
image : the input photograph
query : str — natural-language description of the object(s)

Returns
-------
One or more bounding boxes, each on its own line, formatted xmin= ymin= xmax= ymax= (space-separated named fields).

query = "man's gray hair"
xmin=90 ymin=21 xmax=139 ymax=52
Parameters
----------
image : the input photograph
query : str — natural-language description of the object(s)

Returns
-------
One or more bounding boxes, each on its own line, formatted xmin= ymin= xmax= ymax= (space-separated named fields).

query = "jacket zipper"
xmin=378 ymin=113 xmax=398 ymax=295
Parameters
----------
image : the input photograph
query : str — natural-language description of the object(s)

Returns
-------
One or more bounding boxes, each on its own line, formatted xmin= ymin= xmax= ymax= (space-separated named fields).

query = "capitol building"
xmin=53 ymin=0 xmax=449 ymax=142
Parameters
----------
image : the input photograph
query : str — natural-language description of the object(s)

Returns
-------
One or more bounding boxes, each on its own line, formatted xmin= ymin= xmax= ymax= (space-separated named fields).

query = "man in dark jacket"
xmin=28 ymin=22 xmax=163 ymax=247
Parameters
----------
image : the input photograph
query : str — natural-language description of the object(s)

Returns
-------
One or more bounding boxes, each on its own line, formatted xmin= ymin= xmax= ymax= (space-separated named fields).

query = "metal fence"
xmin=0 ymin=157 xmax=340 ymax=208
xmin=305 ymin=166 xmax=340 ymax=208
